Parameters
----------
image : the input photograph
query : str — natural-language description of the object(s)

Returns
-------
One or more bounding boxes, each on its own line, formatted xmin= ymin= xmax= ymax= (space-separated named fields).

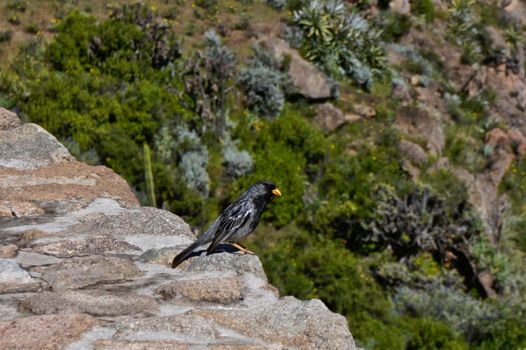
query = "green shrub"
xmin=6 ymin=0 xmax=27 ymax=12
xmin=231 ymin=108 xmax=327 ymax=226
xmin=1 ymin=6 xmax=189 ymax=211
xmin=253 ymin=225 xmax=397 ymax=346
xmin=412 ymin=0 xmax=435 ymax=22
xmin=421 ymin=168 xmax=471 ymax=209
xmin=0 ymin=30 xmax=13 ymax=43
xmin=500 ymin=159 xmax=526 ymax=209
xmin=183 ymin=29 xmax=236 ymax=137
xmin=238 ymin=46 xmax=286 ymax=118
xmin=24 ymin=23 xmax=39 ymax=34
xmin=376 ymin=12 xmax=412 ymax=42
xmin=265 ymin=0 xmax=286 ymax=10
xmin=223 ymin=138 xmax=253 ymax=178
xmin=403 ymin=317 xmax=468 ymax=350
xmin=360 ymin=185 xmax=477 ymax=257
xmin=307 ymin=125 xmax=409 ymax=247
xmin=8 ymin=15 xmax=21 ymax=25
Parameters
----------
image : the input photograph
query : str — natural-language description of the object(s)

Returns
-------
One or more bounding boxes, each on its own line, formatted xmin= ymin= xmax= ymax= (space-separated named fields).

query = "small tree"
xmin=181 ymin=30 xmax=236 ymax=137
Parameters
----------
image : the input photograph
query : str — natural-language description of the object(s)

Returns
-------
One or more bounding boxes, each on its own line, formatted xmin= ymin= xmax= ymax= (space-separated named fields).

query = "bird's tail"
xmin=171 ymin=240 xmax=203 ymax=268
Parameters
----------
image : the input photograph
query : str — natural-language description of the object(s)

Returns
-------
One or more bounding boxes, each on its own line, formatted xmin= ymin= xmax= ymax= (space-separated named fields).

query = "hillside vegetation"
xmin=1 ymin=0 xmax=526 ymax=348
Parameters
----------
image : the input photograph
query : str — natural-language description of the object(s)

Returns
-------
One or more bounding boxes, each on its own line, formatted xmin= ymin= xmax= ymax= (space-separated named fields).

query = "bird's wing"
xmin=206 ymin=199 xmax=254 ymax=254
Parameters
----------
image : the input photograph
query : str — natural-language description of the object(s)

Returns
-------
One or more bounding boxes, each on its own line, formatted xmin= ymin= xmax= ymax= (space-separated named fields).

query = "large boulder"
xmin=0 ymin=123 xmax=74 ymax=170
xmin=263 ymin=37 xmax=336 ymax=100
xmin=315 ymin=103 xmax=361 ymax=131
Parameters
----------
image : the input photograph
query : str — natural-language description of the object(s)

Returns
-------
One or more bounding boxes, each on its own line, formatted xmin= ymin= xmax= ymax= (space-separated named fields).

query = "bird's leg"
xmin=231 ymin=242 xmax=255 ymax=255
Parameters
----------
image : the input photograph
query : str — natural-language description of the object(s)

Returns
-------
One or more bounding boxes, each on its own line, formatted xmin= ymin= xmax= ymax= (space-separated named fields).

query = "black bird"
xmin=171 ymin=181 xmax=281 ymax=268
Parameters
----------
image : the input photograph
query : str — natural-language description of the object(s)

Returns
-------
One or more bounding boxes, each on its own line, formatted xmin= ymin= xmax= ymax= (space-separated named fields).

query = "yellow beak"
xmin=272 ymin=188 xmax=282 ymax=197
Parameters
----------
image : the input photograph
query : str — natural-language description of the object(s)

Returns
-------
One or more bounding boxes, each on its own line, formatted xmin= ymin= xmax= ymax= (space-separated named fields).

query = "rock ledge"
xmin=0 ymin=113 xmax=356 ymax=349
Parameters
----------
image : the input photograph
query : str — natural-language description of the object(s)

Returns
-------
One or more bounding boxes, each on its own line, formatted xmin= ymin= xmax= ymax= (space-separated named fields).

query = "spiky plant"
xmin=291 ymin=0 xmax=386 ymax=88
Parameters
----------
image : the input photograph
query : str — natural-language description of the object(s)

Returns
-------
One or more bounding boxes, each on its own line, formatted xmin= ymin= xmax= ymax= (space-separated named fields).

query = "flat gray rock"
xmin=104 ymin=314 xmax=277 ymax=348
xmin=40 ymin=256 xmax=140 ymax=291
xmin=15 ymin=251 xmax=63 ymax=266
xmin=192 ymin=296 xmax=355 ymax=350
xmin=73 ymin=207 xmax=193 ymax=237
xmin=32 ymin=235 xmax=141 ymax=258
xmin=21 ymin=290 xmax=159 ymax=317
xmin=0 ymin=123 xmax=75 ymax=170
xmin=0 ymin=259 xmax=41 ymax=294
xmin=0 ymin=298 xmax=25 ymax=321
xmin=93 ymin=339 xmax=274 ymax=350
xmin=183 ymin=252 xmax=268 ymax=282
xmin=139 ymin=246 xmax=183 ymax=266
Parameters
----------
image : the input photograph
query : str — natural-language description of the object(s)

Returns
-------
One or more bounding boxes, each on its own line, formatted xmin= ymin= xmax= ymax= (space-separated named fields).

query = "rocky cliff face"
xmin=0 ymin=109 xmax=355 ymax=350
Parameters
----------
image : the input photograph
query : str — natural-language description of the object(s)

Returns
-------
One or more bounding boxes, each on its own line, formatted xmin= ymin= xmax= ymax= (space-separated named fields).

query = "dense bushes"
xmin=238 ymin=46 xmax=287 ymax=118
xmin=1 ymin=2 xmax=526 ymax=349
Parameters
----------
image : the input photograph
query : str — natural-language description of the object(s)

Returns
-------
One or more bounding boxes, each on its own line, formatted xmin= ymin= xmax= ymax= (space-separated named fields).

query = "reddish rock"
xmin=488 ymin=150 xmax=514 ymax=186
xmin=0 ymin=108 xmax=20 ymax=131
xmin=0 ymin=313 xmax=97 ymax=350
xmin=156 ymin=276 xmax=244 ymax=304
xmin=507 ymin=128 xmax=526 ymax=156
xmin=485 ymin=128 xmax=509 ymax=148
xmin=477 ymin=271 xmax=497 ymax=298
xmin=0 ymin=161 xmax=139 ymax=216
xmin=390 ymin=0 xmax=410 ymax=14
xmin=0 ymin=245 xmax=18 ymax=259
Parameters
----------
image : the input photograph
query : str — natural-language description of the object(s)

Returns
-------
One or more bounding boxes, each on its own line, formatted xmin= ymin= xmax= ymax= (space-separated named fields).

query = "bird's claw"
xmin=231 ymin=242 xmax=255 ymax=255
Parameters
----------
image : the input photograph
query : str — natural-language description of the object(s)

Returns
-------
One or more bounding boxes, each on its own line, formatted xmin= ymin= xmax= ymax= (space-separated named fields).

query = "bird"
xmin=171 ymin=180 xmax=281 ymax=268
